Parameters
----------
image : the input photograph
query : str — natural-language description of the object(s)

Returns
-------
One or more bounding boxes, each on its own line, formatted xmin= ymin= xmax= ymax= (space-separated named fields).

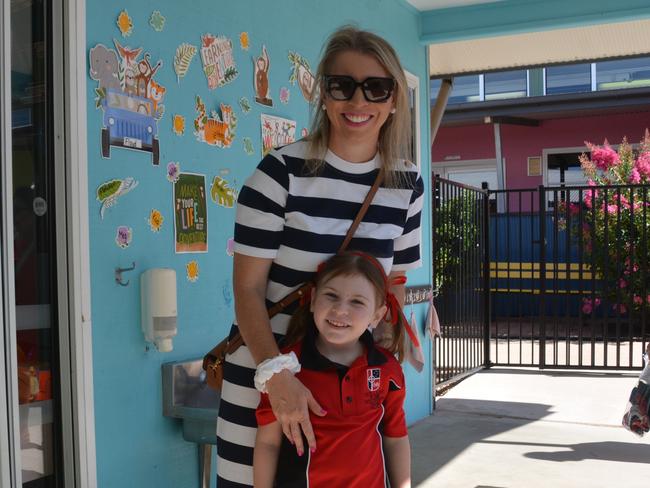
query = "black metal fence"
xmin=432 ymin=176 xmax=490 ymax=389
xmin=430 ymin=181 xmax=650 ymax=391
xmin=489 ymin=184 xmax=650 ymax=369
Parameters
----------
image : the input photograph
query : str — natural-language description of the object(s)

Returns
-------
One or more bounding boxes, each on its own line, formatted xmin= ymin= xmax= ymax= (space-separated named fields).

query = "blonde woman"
xmin=217 ymin=25 xmax=423 ymax=487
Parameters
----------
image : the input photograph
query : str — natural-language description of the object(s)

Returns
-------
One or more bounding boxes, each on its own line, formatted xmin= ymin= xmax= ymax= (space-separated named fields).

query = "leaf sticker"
xmin=243 ymin=137 xmax=254 ymax=156
xmin=149 ymin=11 xmax=165 ymax=32
xmin=210 ymin=176 xmax=237 ymax=208
xmin=238 ymin=97 xmax=251 ymax=114
xmin=173 ymin=43 xmax=197 ymax=84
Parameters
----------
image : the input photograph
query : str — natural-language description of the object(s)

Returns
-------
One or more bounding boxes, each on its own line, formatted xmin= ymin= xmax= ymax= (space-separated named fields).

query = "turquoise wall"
xmin=86 ymin=0 xmax=431 ymax=486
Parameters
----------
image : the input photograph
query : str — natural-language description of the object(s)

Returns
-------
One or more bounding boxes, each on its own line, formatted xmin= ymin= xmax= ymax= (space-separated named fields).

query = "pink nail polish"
xmin=297 ymin=449 xmax=303 ymax=457
xmin=310 ymin=447 xmax=316 ymax=453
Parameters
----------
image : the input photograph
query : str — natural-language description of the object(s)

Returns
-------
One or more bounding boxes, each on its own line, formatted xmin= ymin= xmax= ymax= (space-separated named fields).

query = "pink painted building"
xmin=431 ymin=62 xmax=650 ymax=203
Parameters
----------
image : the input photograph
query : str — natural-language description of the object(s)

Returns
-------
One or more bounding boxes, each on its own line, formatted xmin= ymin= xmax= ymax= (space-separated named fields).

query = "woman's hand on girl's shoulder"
xmin=265 ymin=369 xmax=327 ymax=456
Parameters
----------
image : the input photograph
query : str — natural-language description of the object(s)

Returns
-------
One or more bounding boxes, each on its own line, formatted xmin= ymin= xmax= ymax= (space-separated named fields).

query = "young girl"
xmin=254 ymin=251 xmax=413 ymax=488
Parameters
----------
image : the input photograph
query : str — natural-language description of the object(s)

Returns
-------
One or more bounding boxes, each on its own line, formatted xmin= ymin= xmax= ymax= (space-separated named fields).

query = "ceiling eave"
xmin=420 ymin=0 xmax=650 ymax=76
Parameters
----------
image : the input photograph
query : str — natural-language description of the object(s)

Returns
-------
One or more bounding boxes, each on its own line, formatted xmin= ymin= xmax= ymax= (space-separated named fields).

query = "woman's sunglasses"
xmin=323 ymin=75 xmax=395 ymax=103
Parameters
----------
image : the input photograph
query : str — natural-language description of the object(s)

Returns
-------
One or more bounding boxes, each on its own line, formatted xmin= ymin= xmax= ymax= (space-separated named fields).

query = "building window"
xmin=430 ymin=74 xmax=480 ymax=104
xmin=545 ymin=64 xmax=592 ymax=95
xmin=596 ymin=56 xmax=650 ymax=91
xmin=546 ymin=152 xmax=585 ymax=186
xmin=484 ymin=70 xmax=527 ymax=101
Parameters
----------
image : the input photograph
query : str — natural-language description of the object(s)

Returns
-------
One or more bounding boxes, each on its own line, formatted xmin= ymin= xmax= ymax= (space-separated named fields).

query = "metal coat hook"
xmin=115 ymin=262 xmax=136 ymax=286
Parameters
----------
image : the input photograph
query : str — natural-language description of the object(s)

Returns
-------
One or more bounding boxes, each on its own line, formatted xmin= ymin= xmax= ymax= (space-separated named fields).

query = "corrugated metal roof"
xmin=429 ymin=19 xmax=650 ymax=76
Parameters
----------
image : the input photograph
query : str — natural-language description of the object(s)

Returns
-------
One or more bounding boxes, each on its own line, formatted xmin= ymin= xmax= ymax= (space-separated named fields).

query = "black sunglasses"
xmin=323 ymin=75 xmax=395 ymax=103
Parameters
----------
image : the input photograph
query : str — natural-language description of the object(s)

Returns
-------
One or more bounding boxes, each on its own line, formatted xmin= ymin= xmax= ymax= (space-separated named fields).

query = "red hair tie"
xmin=385 ymin=276 xmax=420 ymax=348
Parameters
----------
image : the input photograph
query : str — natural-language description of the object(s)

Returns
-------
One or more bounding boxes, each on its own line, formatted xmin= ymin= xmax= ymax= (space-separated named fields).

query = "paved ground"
xmin=409 ymin=367 xmax=650 ymax=488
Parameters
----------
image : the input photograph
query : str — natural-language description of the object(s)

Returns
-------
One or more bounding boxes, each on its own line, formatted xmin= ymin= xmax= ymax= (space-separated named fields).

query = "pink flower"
xmin=636 ymin=152 xmax=650 ymax=178
xmin=582 ymin=297 xmax=601 ymax=315
xmin=634 ymin=295 xmax=643 ymax=306
xmin=606 ymin=204 xmax=619 ymax=214
xmin=629 ymin=167 xmax=641 ymax=184
xmin=612 ymin=303 xmax=627 ymax=315
xmin=584 ymin=187 xmax=599 ymax=208
xmin=587 ymin=142 xmax=620 ymax=170
xmin=618 ymin=278 xmax=628 ymax=289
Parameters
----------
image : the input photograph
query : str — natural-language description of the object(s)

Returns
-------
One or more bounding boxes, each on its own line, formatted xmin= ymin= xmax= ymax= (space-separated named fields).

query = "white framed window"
xmin=543 ymin=146 xmax=588 ymax=188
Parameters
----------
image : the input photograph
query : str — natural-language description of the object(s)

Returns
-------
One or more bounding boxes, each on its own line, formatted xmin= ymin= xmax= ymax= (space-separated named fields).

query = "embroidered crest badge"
xmin=367 ymin=368 xmax=381 ymax=391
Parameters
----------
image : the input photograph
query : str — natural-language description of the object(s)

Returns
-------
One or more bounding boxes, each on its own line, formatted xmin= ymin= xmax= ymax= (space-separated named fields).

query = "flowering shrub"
xmin=577 ymin=130 xmax=650 ymax=315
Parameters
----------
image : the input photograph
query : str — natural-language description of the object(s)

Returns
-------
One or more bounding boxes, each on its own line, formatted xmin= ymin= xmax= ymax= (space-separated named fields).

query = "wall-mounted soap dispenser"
xmin=141 ymin=268 xmax=177 ymax=352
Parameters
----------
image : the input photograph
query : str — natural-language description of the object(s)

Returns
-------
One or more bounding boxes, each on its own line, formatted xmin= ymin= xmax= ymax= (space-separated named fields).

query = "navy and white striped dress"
xmin=216 ymin=140 xmax=424 ymax=487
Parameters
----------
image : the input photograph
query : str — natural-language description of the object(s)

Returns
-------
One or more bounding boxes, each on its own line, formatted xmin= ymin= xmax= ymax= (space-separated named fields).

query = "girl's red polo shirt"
xmin=256 ymin=328 xmax=407 ymax=487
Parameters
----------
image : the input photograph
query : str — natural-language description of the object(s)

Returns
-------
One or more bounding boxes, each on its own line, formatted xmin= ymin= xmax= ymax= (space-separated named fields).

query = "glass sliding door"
xmin=10 ymin=0 xmax=64 ymax=485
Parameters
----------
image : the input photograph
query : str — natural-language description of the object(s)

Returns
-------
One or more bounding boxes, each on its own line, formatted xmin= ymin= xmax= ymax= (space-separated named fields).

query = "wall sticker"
xmin=174 ymin=173 xmax=208 ymax=253
xmin=194 ymin=96 xmax=237 ymax=148
xmin=200 ymin=34 xmax=238 ymax=90
xmin=261 ymin=114 xmax=296 ymax=156
xmin=96 ymin=177 xmax=139 ymax=219
xmin=254 ymin=45 xmax=272 ymax=106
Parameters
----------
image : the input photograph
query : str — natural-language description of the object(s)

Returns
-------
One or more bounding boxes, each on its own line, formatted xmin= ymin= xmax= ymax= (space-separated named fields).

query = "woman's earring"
xmin=321 ymin=104 xmax=327 ymax=111
xmin=390 ymin=108 xmax=396 ymax=114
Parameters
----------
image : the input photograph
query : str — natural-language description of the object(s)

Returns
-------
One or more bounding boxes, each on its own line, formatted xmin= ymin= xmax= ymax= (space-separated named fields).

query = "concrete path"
xmin=409 ymin=367 xmax=650 ymax=488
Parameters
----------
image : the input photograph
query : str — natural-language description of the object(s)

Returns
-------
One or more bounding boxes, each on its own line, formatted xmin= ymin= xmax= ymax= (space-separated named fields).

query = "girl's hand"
xmin=265 ymin=369 xmax=327 ymax=456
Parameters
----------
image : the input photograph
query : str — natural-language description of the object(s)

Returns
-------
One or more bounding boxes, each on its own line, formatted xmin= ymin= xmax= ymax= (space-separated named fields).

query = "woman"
xmin=217 ymin=25 xmax=424 ymax=487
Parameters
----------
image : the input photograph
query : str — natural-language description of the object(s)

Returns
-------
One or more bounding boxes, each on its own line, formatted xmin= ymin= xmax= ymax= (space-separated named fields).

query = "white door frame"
xmin=59 ymin=0 xmax=97 ymax=486
xmin=1 ymin=0 xmax=20 ymax=484
xmin=0 ymin=0 xmax=95 ymax=485
xmin=404 ymin=70 xmax=421 ymax=167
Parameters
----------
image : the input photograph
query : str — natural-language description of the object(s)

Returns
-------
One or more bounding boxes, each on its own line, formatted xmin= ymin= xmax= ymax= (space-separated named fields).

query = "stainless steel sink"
xmin=162 ymin=358 xmax=221 ymax=488
xmin=162 ymin=358 xmax=220 ymax=443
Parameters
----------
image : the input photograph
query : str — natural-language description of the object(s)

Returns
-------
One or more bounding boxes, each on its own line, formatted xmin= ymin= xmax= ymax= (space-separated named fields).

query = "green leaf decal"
xmin=174 ymin=43 xmax=197 ymax=83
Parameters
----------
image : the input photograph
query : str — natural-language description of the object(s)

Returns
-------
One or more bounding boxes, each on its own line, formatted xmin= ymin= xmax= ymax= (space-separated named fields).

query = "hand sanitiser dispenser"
xmin=141 ymin=268 xmax=177 ymax=352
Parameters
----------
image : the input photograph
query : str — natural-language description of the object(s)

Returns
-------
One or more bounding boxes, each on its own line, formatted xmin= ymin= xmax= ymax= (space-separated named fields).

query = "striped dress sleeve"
xmin=233 ymin=150 xmax=290 ymax=258
xmin=392 ymin=167 xmax=424 ymax=271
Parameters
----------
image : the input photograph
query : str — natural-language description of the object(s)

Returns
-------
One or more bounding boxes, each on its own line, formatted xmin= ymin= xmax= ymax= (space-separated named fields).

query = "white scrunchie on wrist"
xmin=254 ymin=352 xmax=301 ymax=393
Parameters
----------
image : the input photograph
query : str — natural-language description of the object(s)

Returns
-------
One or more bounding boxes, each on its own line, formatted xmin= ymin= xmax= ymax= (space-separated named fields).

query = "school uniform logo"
xmin=367 ymin=368 xmax=381 ymax=391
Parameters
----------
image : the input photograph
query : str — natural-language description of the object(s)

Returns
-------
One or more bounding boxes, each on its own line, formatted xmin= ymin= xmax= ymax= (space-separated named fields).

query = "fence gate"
xmin=432 ymin=177 xmax=490 ymax=390
xmin=489 ymin=184 xmax=649 ymax=370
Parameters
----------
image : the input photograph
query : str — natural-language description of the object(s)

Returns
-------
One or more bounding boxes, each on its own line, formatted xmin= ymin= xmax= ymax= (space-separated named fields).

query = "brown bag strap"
xmin=337 ymin=166 xmax=384 ymax=253
xmin=225 ymin=167 xmax=384 ymax=352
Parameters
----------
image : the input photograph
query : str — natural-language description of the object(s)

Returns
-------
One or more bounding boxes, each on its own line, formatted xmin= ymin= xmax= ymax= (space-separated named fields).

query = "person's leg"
xmin=216 ymin=345 xmax=260 ymax=487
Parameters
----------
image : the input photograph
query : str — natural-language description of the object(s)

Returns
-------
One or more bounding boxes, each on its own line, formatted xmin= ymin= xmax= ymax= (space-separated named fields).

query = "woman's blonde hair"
xmin=284 ymin=251 xmax=406 ymax=361
xmin=305 ymin=25 xmax=412 ymax=188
